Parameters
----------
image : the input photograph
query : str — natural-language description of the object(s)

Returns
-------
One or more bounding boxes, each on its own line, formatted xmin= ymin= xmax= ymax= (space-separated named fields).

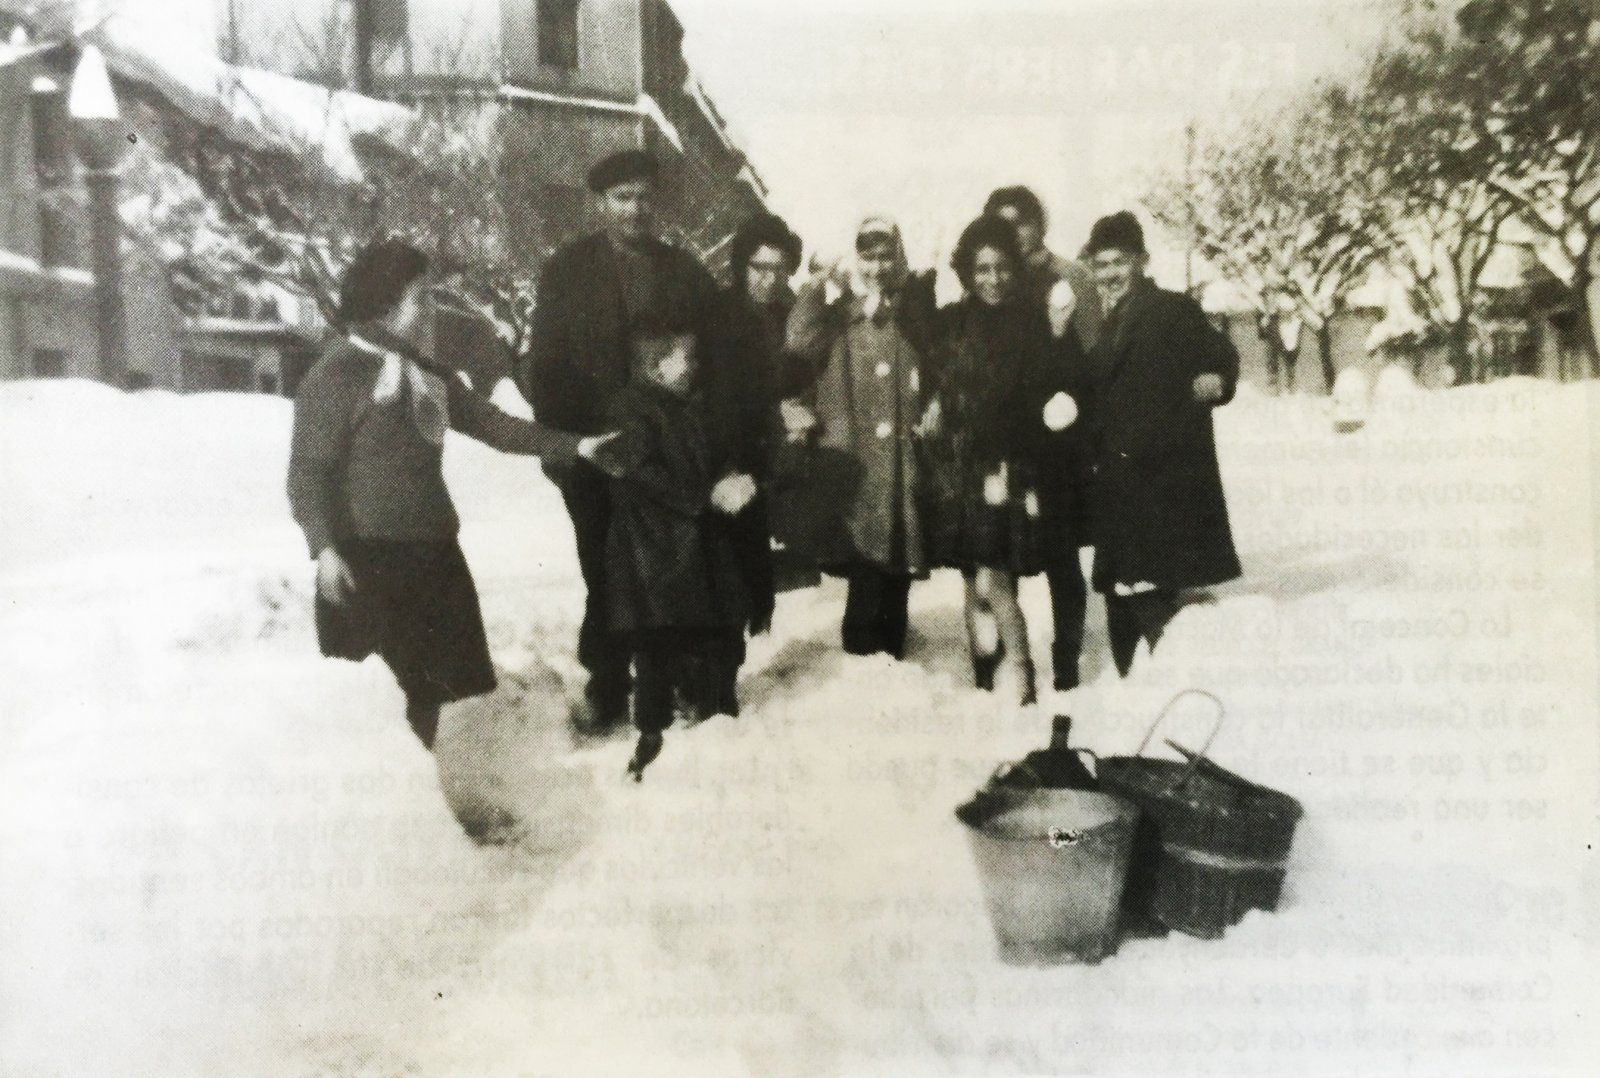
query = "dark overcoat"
xmin=518 ymin=232 xmax=722 ymax=439
xmin=711 ymin=288 xmax=794 ymax=479
xmin=1084 ymin=278 xmax=1243 ymax=591
xmin=604 ymin=382 xmax=747 ymax=633
xmin=920 ymin=298 xmax=1054 ymax=574
xmin=712 ymin=288 xmax=799 ymax=629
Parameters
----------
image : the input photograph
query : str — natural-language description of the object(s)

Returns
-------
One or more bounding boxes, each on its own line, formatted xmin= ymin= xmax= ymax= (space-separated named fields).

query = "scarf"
xmin=349 ymin=333 xmax=449 ymax=446
xmin=852 ymin=214 xmax=910 ymax=323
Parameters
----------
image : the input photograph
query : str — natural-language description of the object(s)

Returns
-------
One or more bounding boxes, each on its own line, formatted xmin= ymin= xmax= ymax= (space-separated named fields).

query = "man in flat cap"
xmin=519 ymin=147 xmax=723 ymax=734
xmin=1078 ymin=211 xmax=1242 ymax=676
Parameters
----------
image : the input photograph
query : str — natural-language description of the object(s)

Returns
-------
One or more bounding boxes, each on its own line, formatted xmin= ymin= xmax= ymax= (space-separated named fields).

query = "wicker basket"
xmin=1089 ymin=691 xmax=1303 ymax=938
xmin=1095 ymin=753 xmax=1301 ymax=863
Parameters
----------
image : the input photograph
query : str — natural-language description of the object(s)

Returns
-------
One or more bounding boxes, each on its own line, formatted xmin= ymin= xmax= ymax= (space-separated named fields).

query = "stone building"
xmin=0 ymin=31 xmax=192 ymax=389
xmin=209 ymin=0 xmax=771 ymax=265
xmin=0 ymin=38 xmax=101 ymax=383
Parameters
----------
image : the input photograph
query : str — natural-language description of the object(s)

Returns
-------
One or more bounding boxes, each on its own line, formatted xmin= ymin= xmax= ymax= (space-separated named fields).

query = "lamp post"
xmin=68 ymin=43 xmax=129 ymax=387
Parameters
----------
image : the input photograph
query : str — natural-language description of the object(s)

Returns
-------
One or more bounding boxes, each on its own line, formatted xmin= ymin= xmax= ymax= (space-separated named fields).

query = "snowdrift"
xmin=1 ymin=377 xmax=1596 ymax=1076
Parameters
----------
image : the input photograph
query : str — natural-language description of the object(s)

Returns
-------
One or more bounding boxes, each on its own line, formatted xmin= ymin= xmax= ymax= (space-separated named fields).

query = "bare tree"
xmin=1146 ymin=85 xmax=1380 ymax=393
xmin=1347 ymin=3 xmax=1517 ymax=383
xmin=1449 ymin=0 xmax=1600 ymax=371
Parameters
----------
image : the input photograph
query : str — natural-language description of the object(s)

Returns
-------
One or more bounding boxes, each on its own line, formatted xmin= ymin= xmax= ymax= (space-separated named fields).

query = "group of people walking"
xmin=288 ymin=147 xmax=1242 ymax=784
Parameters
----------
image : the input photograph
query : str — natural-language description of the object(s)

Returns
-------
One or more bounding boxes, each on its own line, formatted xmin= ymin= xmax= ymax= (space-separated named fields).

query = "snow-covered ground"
xmin=1 ymin=375 xmax=1596 ymax=1076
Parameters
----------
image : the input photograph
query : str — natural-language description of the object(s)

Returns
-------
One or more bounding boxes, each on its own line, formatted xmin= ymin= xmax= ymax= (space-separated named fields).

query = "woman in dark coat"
xmin=712 ymin=214 xmax=804 ymax=636
xmin=921 ymin=215 xmax=1055 ymax=704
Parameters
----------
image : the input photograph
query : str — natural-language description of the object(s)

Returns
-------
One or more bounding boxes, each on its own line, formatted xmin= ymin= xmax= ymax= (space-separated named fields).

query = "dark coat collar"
xmin=1103 ymin=276 xmax=1156 ymax=360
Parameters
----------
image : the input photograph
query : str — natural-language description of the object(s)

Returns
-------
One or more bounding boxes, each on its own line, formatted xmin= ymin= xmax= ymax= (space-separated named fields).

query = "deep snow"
xmin=1 ymin=375 xmax=1596 ymax=1076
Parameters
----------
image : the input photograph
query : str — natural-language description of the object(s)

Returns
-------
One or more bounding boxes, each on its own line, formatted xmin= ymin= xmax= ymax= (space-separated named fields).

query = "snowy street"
xmin=1 ymin=375 xmax=1596 ymax=1076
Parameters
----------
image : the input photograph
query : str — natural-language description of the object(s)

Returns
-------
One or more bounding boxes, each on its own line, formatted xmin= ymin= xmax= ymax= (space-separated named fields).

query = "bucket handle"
xmin=1133 ymin=689 xmax=1225 ymax=793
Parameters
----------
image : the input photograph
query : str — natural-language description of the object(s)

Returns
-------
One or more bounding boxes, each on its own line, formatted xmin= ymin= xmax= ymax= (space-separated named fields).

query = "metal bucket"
xmin=958 ymin=788 xmax=1139 ymax=965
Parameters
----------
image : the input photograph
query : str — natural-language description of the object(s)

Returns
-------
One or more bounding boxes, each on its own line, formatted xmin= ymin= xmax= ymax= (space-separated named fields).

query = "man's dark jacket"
xmin=518 ymin=233 xmax=722 ymax=437
xmin=1084 ymin=278 xmax=1243 ymax=591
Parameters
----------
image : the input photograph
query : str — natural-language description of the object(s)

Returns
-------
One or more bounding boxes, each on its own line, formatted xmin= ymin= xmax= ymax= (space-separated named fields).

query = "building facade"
xmin=209 ymin=0 xmax=770 ymax=266
xmin=0 ymin=42 xmax=100 ymax=383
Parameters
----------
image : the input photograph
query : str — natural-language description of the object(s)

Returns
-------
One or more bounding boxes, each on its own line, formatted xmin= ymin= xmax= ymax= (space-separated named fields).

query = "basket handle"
xmin=1164 ymin=740 xmax=1276 ymax=798
xmin=1133 ymin=689 xmax=1225 ymax=791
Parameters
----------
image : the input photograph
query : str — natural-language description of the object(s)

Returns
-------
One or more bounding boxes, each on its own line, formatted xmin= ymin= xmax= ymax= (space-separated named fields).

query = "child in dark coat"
xmin=606 ymin=311 xmax=750 ymax=780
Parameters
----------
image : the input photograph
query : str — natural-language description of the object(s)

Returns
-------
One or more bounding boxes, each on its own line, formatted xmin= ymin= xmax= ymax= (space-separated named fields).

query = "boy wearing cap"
xmin=1078 ymin=211 xmax=1242 ymax=676
xmin=519 ymin=149 xmax=732 ymax=735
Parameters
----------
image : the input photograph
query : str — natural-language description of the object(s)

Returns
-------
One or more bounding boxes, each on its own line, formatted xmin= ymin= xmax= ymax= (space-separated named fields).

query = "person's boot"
xmin=627 ymin=732 xmax=664 ymax=782
xmin=972 ymin=651 xmax=1001 ymax=691
xmin=570 ymin=679 xmax=630 ymax=738
xmin=970 ymin=612 xmax=1003 ymax=690
xmin=405 ymin=698 xmax=442 ymax=751
xmin=1052 ymin=647 xmax=1080 ymax=693
xmin=1134 ymin=590 xmax=1178 ymax=654
xmin=994 ymin=658 xmax=1037 ymax=707
xmin=1107 ymin=597 xmax=1141 ymax=678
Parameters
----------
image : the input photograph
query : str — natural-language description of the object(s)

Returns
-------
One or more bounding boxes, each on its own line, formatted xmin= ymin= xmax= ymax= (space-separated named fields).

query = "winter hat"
xmin=851 ymin=215 xmax=909 ymax=317
xmin=951 ymin=214 xmax=1025 ymax=292
xmin=1083 ymin=211 xmax=1146 ymax=257
xmin=586 ymin=148 xmax=659 ymax=194
xmin=730 ymin=213 xmax=803 ymax=289
xmin=984 ymin=185 xmax=1047 ymax=229
xmin=338 ymin=240 xmax=430 ymax=324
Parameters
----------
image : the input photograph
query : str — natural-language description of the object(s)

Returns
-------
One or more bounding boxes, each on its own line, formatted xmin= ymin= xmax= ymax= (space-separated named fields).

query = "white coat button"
xmin=876 ymin=420 xmax=892 ymax=439
xmin=876 ymin=362 xmax=891 ymax=378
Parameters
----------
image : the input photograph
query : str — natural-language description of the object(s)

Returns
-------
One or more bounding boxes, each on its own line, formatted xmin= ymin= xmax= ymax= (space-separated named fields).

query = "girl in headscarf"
xmin=779 ymin=216 xmax=938 ymax=659
xmin=288 ymin=240 xmax=622 ymax=756
xmin=921 ymin=215 xmax=1055 ymax=703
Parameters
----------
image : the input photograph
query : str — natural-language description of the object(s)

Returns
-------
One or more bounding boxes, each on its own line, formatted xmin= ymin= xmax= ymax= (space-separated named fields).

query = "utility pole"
xmin=1184 ymin=121 xmax=1196 ymax=297
xmin=225 ymin=0 xmax=241 ymax=65
xmin=69 ymin=45 xmax=130 ymax=387
xmin=352 ymin=0 xmax=374 ymax=95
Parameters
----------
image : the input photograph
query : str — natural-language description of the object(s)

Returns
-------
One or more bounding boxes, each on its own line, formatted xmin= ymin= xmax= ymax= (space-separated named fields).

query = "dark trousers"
xmin=1106 ymin=589 xmax=1178 ymax=677
xmin=1044 ymin=544 xmax=1089 ymax=691
xmin=841 ymin=567 xmax=913 ymax=659
xmin=1039 ymin=459 xmax=1090 ymax=691
xmin=632 ymin=629 xmax=741 ymax=733
xmin=561 ymin=478 xmax=633 ymax=707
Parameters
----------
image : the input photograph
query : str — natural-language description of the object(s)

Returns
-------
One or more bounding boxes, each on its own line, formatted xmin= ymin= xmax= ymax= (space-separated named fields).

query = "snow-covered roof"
xmin=102 ymin=17 xmax=412 ymax=182
xmin=0 ymin=246 xmax=95 ymax=290
xmin=4 ymin=4 xmax=415 ymax=183
xmin=1479 ymin=243 xmax=1535 ymax=291
xmin=497 ymin=84 xmax=686 ymax=155
xmin=635 ymin=93 xmax=685 ymax=154
xmin=184 ymin=316 xmax=313 ymax=340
